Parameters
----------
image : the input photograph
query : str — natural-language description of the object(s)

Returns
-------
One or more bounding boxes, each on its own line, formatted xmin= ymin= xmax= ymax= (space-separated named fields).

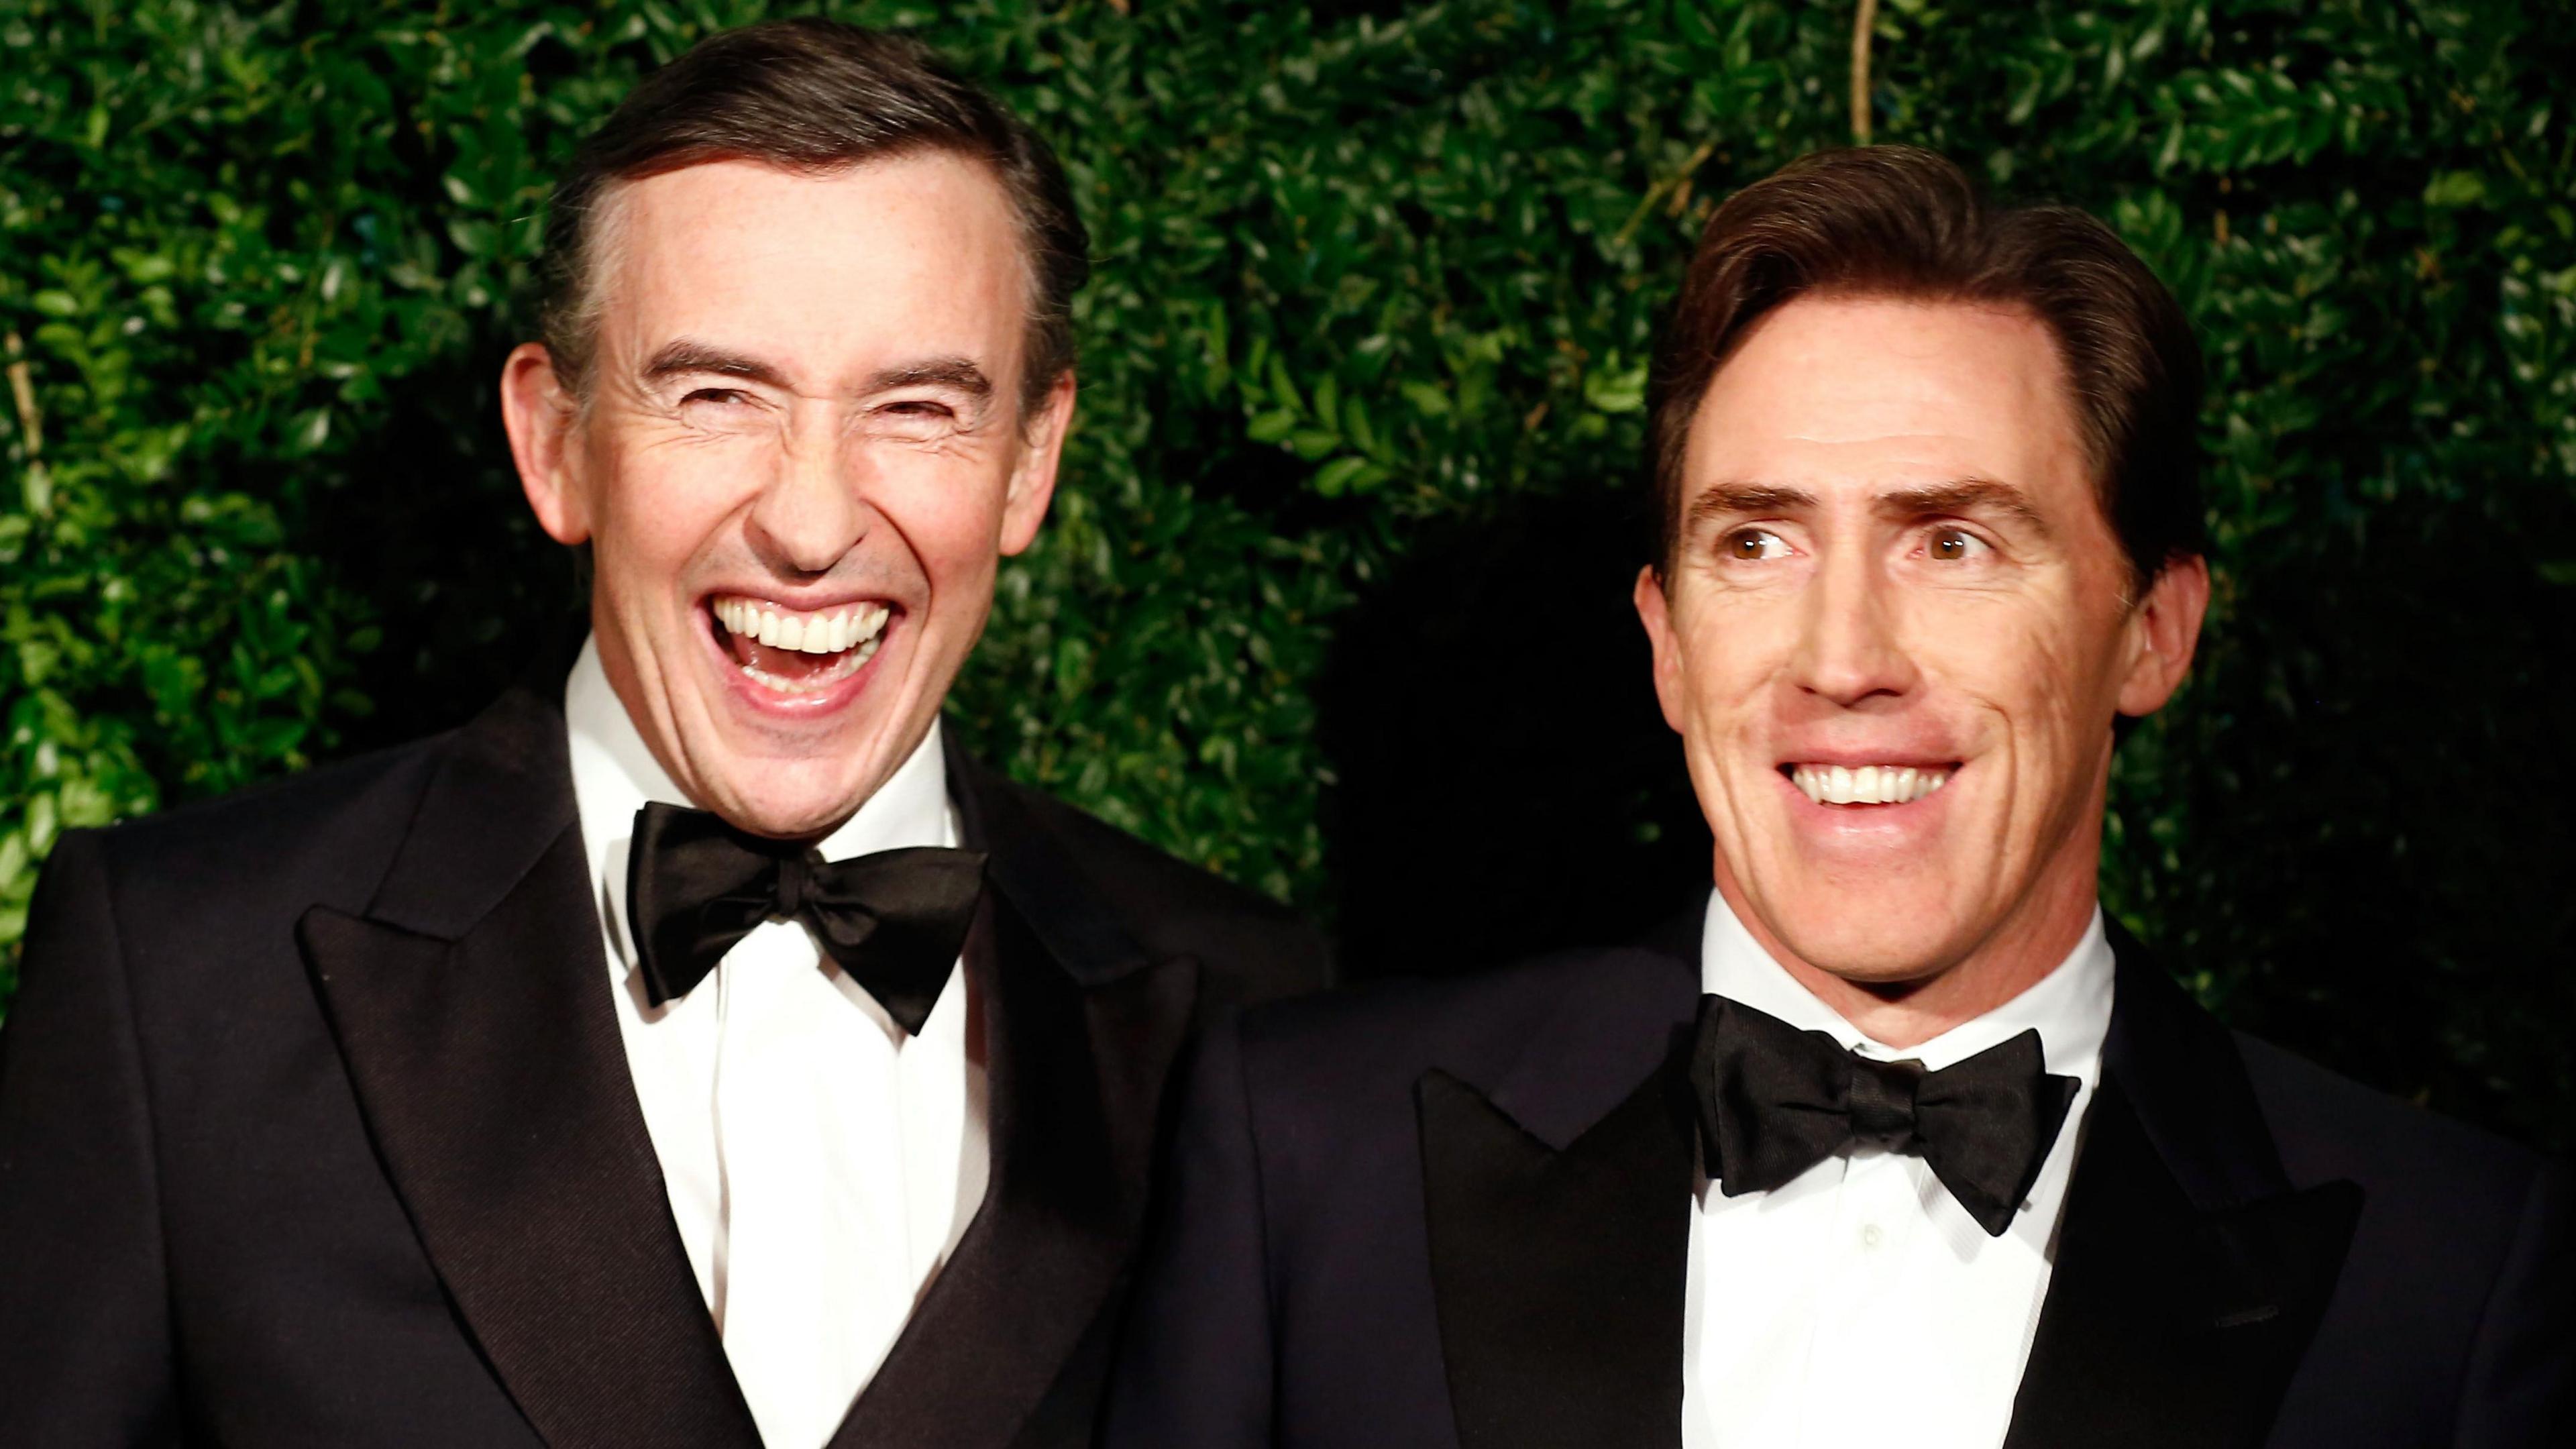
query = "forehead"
xmin=594 ymin=152 xmax=1028 ymax=378
xmin=1683 ymin=294 xmax=2086 ymax=507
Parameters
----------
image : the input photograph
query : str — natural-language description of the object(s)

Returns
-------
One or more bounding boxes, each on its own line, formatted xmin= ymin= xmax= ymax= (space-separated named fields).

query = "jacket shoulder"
xmin=1240 ymin=947 xmax=1694 ymax=1121
xmin=2238 ymin=1032 xmax=2563 ymax=1208
xmin=2237 ymin=1032 xmax=2573 ymax=1431
xmin=1222 ymin=947 xmax=1695 ymax=1213
xmin=1248 ymin=949 xmax=1625 ymax=1058
xmin=75 ymin=733 xmax=453 ymax=924
xmin=979 ymin=771 xmax=1332 ymax=1010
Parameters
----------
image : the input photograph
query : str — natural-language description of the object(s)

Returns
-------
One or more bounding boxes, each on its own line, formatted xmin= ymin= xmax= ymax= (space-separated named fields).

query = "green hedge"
xmin=4 ymin=0 xmax=2571 ymax=1151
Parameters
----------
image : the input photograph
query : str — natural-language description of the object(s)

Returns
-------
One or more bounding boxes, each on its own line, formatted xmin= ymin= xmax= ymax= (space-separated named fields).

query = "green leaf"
xmin=1287 ymin=429 xmax=1341 ymax=461
xmin=284 ymin=408 xmax=332 ymax=456
xmin=1584 ymin=362 xmax=1647 ymax=414
xmin=1265 ymin=354 xmax=1305 ymax=416
xmin=2424 ymin=171 xmax=2487 ymax=209
xmin=1245 ymin=409 xmax=1297 ymax=443
xmin=1311 ymin=455 xmax=1370 ymax=496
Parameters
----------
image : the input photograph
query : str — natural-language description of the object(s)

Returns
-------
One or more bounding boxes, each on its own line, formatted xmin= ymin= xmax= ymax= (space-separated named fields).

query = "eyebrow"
xmin=1682 ymin=477 xmax=2053 ymax=539
xmin=1684 ymin=482 xmax=1819 ymax=534
xmin=1876 ymin=478 xmax=2053 ymax=539
xmin=867 ymin=357 xmax=994 ymax=400
xmin=639 ymin=341 xmax=995 ymax=402
xmin=641 ymin=339 xmax=790 ymax=390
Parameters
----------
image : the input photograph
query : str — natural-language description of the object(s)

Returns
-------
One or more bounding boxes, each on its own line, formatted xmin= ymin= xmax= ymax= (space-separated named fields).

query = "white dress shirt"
xmin=564 ymin=639 xmax=989 ymax=1449
xmin=1680 ymin=888 xmax=2114 ymax=1449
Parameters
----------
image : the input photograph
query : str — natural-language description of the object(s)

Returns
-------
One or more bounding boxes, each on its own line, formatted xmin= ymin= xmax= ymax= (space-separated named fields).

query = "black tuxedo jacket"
xmin=1103 ymin=906 xmax=2573 ymax=1448
xmin=0 ymin=675 xmax=1328 ymax=1448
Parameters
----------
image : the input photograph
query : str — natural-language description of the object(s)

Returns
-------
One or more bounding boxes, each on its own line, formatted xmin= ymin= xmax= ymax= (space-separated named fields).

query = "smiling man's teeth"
xmin=712 ymin=596 xmax=893 ymax=655
xmin=1790 ymin=763 xmax=1951 ymax=806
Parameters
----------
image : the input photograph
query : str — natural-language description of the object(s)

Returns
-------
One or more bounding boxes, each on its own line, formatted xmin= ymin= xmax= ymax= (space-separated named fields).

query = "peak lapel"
xmin=2004 ymin=941 xmax=2362 ymax=1449
xmin=828 ymin=743 xmax=1199 ymax=1449
xmin=299 ymin=684 xmax=757 ymax=1449
xmin=1417 ymin=943 xmax=1704 ymax=1449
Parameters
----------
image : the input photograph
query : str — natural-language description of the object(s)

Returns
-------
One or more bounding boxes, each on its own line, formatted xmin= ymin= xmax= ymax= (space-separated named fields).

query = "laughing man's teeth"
xmin=740 ymin=637 xmax=879 ymax=694
xmin=1790 ymin=763 xmax=1951 ymax=806
xmin=712 ymin=596 xmax=893 ymax=655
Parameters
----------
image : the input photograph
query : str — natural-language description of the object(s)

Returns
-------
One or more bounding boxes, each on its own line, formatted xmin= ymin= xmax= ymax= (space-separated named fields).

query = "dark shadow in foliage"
xmin=1318 ymin=482 xmax=1712 ymax=981
xmin=1304 ymin=0 xmax=1432 ymax=25
xmin=304 ymin=325 xmax=584 ymax=754
xmin=2155 ymin=488 xmax=2576 ymax=1153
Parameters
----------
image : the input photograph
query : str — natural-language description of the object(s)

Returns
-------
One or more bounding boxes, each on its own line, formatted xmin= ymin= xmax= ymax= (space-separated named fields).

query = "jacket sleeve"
xmin=0 ymin=828 xmax=180 ymax=1444
xmin=1098 ymin=1008 xmax=1277 ymax=1446
xmin=2455 ymin=1155 xmax=2575 ymax=1446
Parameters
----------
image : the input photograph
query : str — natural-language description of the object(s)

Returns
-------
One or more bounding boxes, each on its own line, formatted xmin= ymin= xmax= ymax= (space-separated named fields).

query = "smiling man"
xmin=0 ymin=20 xmax=1325 ymax=1449
xmin=1104 ymin=148 xmax=2570 ymax=1447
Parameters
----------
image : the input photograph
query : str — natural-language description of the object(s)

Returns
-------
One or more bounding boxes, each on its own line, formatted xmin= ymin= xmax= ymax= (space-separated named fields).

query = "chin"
xmin=1762 ymin=890 xmax=1974 ymax=985
xmin=690 ymin=755 xmax=879 ymax=841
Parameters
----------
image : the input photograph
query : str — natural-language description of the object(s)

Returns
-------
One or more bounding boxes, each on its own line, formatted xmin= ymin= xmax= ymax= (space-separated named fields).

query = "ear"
xmin=500 ymin=342 xmax=590 ymax=545
xmin=1634 ymin=564 xmax=1688 ymax=734
xmin=2114 ymin=553 xmax=2210 ymax=717
xmin=999 ymin=371 xmax=1077 ymax=557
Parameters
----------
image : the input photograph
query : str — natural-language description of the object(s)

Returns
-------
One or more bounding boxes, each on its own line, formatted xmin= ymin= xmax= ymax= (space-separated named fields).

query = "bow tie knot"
xmin=769 ymin=849 xmax=815 ymax=921
xmin=1690 ymin=995 xmax=2079 ymax=1237
xmin=625 ymin=802 xmax=987 ymax=1035
xmin=1843 ymin=1054 xmax=1927 ymax=1151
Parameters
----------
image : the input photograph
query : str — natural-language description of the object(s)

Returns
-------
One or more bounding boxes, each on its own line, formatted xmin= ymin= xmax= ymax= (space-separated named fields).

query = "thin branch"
xmin=6 ymin=329 xmax=50 ymax=515
xmin=5 ymin=331 xmax=40 ymax=458
xmin=1851 ymin=0 xmax=1879 ymax=145
xmin=1613 ymin=138 xmax=1719 ymax=249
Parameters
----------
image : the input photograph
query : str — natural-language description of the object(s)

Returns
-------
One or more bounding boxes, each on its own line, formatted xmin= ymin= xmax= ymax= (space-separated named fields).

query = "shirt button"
xmin=1861 ymin=1223 xmax=1885 ymax=1250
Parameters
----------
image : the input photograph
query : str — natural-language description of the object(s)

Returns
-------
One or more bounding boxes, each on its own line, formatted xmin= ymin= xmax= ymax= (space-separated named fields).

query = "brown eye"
xmin=1928 ymin=527 xmax=1986 ymax=562
xmin=1727 ymin=529 xmax=1785 ymax=561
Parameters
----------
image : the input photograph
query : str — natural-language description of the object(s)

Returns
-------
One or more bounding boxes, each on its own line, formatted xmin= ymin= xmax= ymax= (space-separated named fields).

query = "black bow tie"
xmin=1688 ymin=994 xmax=2079 ymax=1237
xmin=625 ymin=802 xmax=987 ymax=1034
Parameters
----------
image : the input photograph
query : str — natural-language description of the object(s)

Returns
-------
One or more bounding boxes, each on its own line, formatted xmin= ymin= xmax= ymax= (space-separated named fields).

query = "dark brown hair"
xmin=1646 ymin=146 xmax=2205 ymax=591
xmin=537 ymin=17 xmax=1089 ymax=416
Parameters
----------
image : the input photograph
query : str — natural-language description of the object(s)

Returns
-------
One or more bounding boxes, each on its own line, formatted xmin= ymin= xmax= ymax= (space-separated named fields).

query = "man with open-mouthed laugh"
xmin=0 ymin=20 xmax=1326 ymax=1449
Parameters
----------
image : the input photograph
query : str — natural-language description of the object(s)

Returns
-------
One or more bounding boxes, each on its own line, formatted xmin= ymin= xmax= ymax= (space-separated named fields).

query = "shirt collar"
xmin=563 ymin=635 xmax=956 ymax=970
xmin=1698 ymin=886 xmax=2113 ymax=1084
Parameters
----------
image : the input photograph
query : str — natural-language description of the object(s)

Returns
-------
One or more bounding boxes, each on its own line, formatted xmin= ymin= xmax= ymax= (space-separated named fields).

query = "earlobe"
xmin=1635 ymin=564 xmax=1688 ymax=733
xmin=500 ymin=343 xmax=590 ymax=545
xmin=2115 ymin=554 xmax=2211 ymax=717
xmin=999 ymin=372 xmax=1076 ymax=557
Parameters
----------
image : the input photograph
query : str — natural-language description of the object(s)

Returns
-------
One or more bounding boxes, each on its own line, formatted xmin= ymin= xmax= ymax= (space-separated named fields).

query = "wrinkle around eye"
xmin=849 ymin=400 xmax=989 ymax=449
xmin=660 ymin=388 xmax=778 ymax=429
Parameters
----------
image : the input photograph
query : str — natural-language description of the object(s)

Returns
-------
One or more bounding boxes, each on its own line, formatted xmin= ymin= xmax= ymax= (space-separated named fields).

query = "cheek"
xmin=1907 ymin=596 xmax=2118 ymax=767
xmin=1670 ymin=590 xmax=1793 ymax=740
xmin=594 ymin=439 xmax=761 ymax=570
xmin=868 ymin=449 xmax=1014 ymax=583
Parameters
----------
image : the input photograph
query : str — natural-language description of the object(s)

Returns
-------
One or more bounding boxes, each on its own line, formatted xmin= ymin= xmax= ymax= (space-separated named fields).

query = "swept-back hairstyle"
xmin=1646 ymin=146 xmax=2205 ymax=591
xmin=536 ymin=17 xmax=1089 ymax=416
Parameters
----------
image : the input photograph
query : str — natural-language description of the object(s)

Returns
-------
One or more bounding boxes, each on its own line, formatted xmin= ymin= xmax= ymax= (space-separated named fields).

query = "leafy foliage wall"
xmin=3 ymin=0 xmax=2570 ymax=1150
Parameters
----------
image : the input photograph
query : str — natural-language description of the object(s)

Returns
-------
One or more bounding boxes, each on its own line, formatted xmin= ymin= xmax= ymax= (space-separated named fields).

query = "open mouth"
xmin=708 ymin=594 xmax=893 ymax=695
xmin=1781 ymin=762 xmax=1955 ymax=807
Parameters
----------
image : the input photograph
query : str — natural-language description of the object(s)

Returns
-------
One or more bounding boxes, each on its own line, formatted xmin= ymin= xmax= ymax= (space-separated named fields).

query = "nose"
xmin=1789 ymin=547 xmax=1919 ymax=708
xmin=744 ymin=405 xmax=867 ymax=576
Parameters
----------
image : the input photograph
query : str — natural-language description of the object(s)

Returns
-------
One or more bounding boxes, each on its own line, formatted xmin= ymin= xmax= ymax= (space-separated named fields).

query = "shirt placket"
xmin=1801 ymin=1147 xmax=1927 ymax=1442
